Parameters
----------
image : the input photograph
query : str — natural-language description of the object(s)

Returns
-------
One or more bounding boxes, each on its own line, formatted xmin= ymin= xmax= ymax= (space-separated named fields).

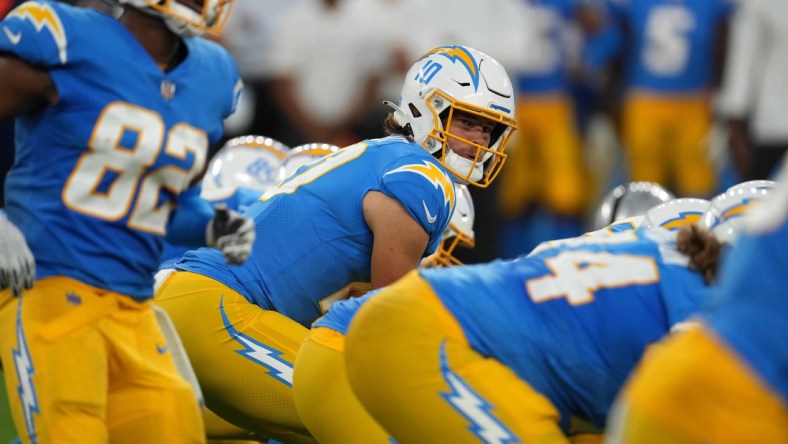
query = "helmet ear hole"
xmin=408 ymin=103 xmax=422 ymax=118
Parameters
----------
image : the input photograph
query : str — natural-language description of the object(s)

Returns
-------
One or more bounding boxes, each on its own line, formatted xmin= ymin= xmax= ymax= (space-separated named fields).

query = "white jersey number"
xmin=526 ymin=250 xmax=659 ymax=305
xmin=63 ymin=102 xmax=208 ymax=235
xmin=261 ymin=142 xmax=366 ymax=200
xmin=643 ymin=5 xmax=695 ymax=76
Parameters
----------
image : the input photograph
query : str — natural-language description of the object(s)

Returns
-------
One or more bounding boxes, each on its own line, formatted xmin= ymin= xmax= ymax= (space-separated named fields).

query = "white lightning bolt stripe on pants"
xmin=345 ymin=271 xmax=568 ymax=444
xmin=154 ymin=270 xmax=316 ymax=444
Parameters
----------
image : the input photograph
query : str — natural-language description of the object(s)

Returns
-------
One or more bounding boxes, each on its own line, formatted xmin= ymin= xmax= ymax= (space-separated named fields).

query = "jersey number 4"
xmin=526 ymin=250 xmax=659 ymax=305
xmin=62 ymin=102 xmax=207 ymax=235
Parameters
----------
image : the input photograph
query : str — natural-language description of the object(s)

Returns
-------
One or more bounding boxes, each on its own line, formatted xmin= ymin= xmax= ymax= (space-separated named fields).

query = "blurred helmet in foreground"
xmin=591 ymin=182 xmax=675 ymax=230
xmin=641 ymin=198 xmax=711 ymax=231
xmin=699 ymin=180 xmax=777 ymax=244
xmin=202 ymin=135 xmax=288 ymax=195
xmin=279 ymin=143 xmax=341 ymax=181
xmin=421 ymin=184 xmax=475 ymax=267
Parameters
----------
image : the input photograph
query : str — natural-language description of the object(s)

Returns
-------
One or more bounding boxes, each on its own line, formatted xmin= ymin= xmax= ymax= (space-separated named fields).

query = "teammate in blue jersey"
xmin=153 ymin=45 xmax=519 ymax=442
xmin=606 ymin=0 xmax=733 ymax=197
xmin=291 ymin=184 xmax=476 ymax=443
xmin=344 ymin=223 xmax=727 ymax=443
xmin=0 ymin=0 xmax=257 ymax=442
xmin=607 ymin=168 xmax=788 ymax=443
xmin=158 ymin=134 xmax=289 ymax=270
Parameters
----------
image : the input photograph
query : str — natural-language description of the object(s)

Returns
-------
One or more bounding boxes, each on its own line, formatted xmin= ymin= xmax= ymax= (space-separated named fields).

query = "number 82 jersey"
xmin=0 ymin=1 xmax=241 ymax=299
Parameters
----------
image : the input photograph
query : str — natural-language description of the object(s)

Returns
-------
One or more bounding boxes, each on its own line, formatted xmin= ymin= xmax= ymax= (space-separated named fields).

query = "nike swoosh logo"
xmin=3 ymin=26 xmax=21 ymax=45
xmin=423 ymin=200 xmax=437 ymax=224
xmin=156 ymin=344 xmax=169 ymax=354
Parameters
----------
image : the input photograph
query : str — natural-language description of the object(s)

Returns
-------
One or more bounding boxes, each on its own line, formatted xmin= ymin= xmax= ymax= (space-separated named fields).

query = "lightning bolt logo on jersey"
xmin=177 ymin=136 xmax=455 ymax=328
xmin=0 ymin=1 xmax=241 ymax=299
xmin=6 ymin=1 xmax=66 ymax=63
xmin=439 ymin=342 xmax=518 ymax=444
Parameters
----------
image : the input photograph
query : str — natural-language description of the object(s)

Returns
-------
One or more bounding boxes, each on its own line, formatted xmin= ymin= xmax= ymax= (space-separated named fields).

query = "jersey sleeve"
xmin=0 ymin=1 xmax=71 ymax=67
xmin=379 ymin=158 xmax=456 ymax=251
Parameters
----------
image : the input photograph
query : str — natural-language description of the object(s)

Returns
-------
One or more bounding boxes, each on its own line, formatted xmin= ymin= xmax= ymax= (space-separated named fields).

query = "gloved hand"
xmin=206 ymin=205 xmax=255 ymax=264
xmin=0 ymin=216 xmax=35 ymax=296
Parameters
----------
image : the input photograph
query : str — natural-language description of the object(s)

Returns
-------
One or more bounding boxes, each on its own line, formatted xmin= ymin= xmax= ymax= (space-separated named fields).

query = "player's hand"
xmin=0 ymin=217 xmax=35 ymax=296
xmin=206 ymin=205 xmax=255 ymax=264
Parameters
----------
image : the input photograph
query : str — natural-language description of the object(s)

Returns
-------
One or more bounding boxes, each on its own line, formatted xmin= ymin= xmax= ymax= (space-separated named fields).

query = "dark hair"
xmin=382 ymin=113 xmax=414 ymax=140
xmin=676 ymin=225 xmax=723 ymax=285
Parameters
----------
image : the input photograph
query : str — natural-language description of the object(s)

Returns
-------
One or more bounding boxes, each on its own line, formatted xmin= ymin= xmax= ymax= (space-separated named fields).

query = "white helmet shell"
xmin=387 ymin=45 xmax=518 ymax=188
xmin=592 ymin=182 xmax=675 ymax=230
xmin=201 ymin=135 xmax=288 ymax=196
xmin=118 ymin=0 xmax=233 ymax=37
xmin=641 ymin=198 xmax=711 ymax=230
xmin=279 ymin=143 xmax=341 ymax=182
xmin=421 ymin=184 xmax=475 ymax=268
xmin=700 ymin=180 xmax=777 ymax=244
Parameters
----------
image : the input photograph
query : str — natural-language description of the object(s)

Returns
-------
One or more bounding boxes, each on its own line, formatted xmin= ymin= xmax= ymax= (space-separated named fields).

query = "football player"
xmin=343 ymin=184 xmax=772 ymax=443
xmin=608 ymin=173 xmax=788 ymax=443
xmin=291 ymin=184 xmax=476 ymax=443
xmin=0 ymin=0 xmax=254 ymax=442
xmin=153 ymin=45 xmax=518 ymax=441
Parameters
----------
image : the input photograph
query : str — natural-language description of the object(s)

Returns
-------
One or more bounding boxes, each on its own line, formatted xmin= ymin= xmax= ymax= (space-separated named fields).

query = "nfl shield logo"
xmin=161 ymin=80 xmax=176 ymax=101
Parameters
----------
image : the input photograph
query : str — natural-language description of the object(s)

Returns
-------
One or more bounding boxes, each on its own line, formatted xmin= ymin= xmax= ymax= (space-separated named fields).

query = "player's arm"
xmin=0 ymin=54 xmax=57 ymax=119
xmin=363 ymin=191 xmax=429 ymax=289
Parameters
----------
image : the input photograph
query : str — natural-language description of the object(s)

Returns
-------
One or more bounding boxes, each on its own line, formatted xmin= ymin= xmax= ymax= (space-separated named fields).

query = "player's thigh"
xmin=609 ymin=328 xmax=788 ymax=444
xmin=670 ymin=99 xmax=715 ymax=196
xmin=155 ymin=271 xmax=311 ymax=438
xmin=346 ymin=273 xmax=567 ymax=444
xmin=621 ymin=95 xmax=668 ymax=182
xmin=105 ymin=297 xmax=205 ymax=444
xmin=293 ymin=327 xmax=390 ymax=444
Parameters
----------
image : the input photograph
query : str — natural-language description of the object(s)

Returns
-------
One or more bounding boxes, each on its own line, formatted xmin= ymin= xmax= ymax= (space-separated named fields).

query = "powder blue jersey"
xmin=0 ymin=1 xmax=241 ymax=299
xmin=177 ymin=136 xmax=456 ymax=327
xmin=703 ymin=182 xmax=788 ymax=401
xmin=608 ymin=0 xmax=733 ymax=92
xmin=422 ymin=228 xmax=709 ymax=431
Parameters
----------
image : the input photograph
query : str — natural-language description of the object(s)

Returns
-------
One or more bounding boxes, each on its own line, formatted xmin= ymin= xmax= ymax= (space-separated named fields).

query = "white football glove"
xmin=206 ymin=205 xmax=255 ymax=264
xmin=0 ymin=216 xmax=35 ymax=296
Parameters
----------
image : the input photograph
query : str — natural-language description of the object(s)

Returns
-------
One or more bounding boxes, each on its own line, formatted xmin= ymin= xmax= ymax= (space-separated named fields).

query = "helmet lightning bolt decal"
xmin=438 ymin=342 xmax=519 ymax=444
xmin=422 ymin=45 xmax=480 ymax=91
xmin=659 ymin=211 xmax=704 ymax=230
xmin=8 ymin=1 xmax=67 ymax=64
xmin=385 ymin=161 xmax=456 ymax=210
xmin=219 ymin=297 xmax=294 ymax=387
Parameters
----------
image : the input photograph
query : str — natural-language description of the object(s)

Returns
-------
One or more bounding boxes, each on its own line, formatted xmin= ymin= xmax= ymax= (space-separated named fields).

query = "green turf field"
xmin=0 ymin=368 xmax=18 ymax=444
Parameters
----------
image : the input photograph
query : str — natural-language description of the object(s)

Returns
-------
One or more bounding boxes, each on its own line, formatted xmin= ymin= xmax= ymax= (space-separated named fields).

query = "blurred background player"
xmin=343 ymin=183 xmax=772 ymax=443
xmin=0 ymin=0 xmax=257 ymax=442
xmin=604 ymin=0 xmax=733 ymax=198
xmin=291 ymin=184 xmax=476 ymax=443
xmin=495 ymin=0 xmax=608 ymax=258
xmin=153 ymin=45 xmax=518 ymax=442
xmin=607 ymin=169 xmax=787 ymax=443
xmin=716 ymin=0 xmax=788 ymax=182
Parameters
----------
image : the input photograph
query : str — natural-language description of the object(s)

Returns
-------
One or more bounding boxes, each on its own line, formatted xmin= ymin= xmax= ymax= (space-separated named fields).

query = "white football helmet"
xmin=118 ymin=0 xmax=234 ymax=37
xmin=591 ymin=182 xmax=675 ymax=230
xmin=201 ymin=135 xmax=288 ymax=195
xmin=385 ymin=45 xmax=518 ymax=188
xmin=641 ymin=198 xmax=711 ymax=231
xmin=421 ymin=184 xmax=475 ymax=268
xmin=699 ymin=180 xmax=777 ymax=244
xmin=279 ymin=143 xmax=341 ymax=182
